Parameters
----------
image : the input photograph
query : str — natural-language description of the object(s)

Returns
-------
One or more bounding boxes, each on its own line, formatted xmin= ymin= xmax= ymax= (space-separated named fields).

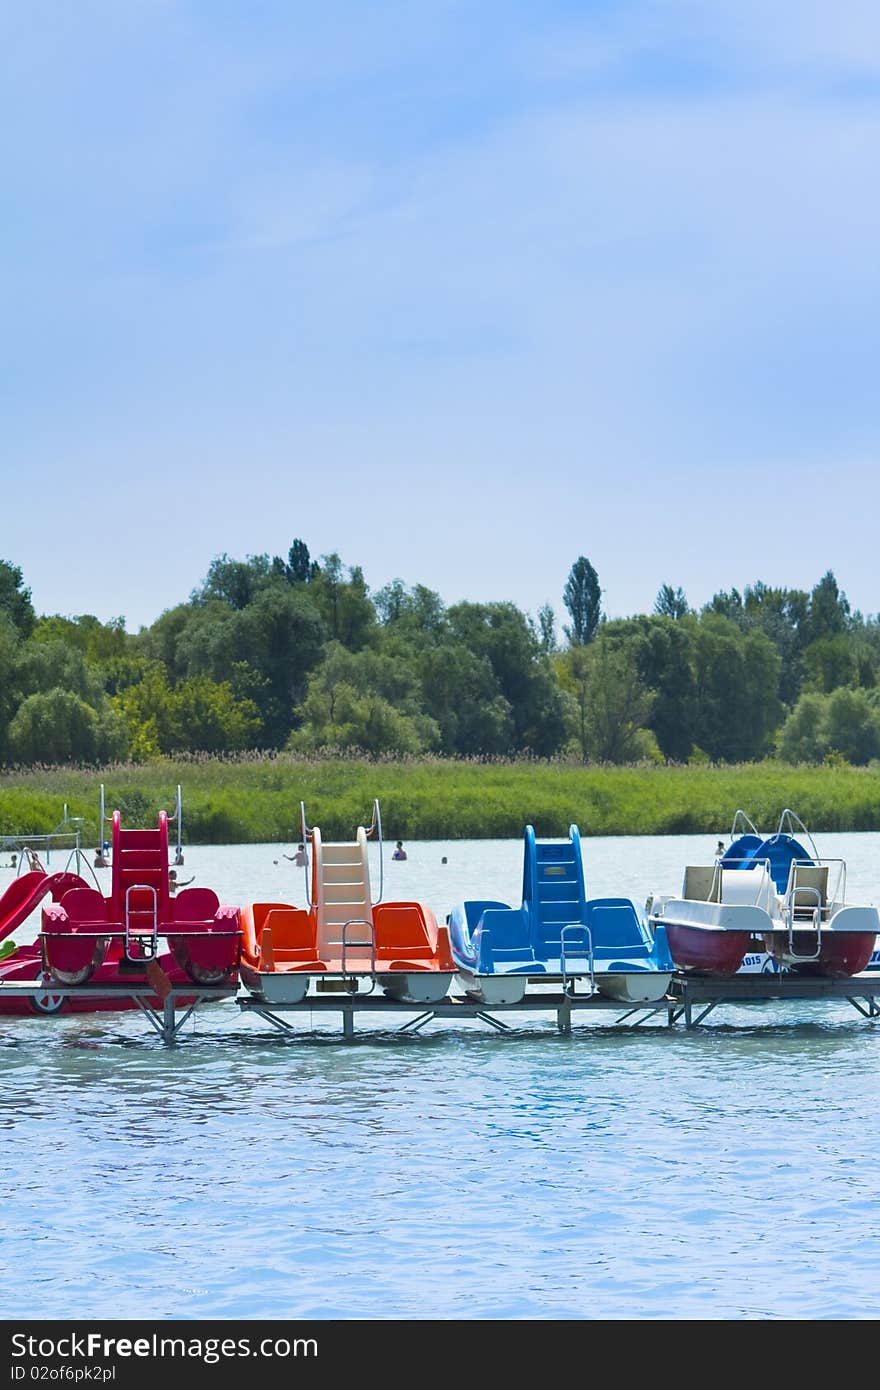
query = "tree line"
xmin=1 ymin=548 xmax=879 ymax=769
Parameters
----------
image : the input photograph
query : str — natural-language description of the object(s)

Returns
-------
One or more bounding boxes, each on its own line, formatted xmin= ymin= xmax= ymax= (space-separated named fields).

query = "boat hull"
xmin=378 ymin=970 xmax=455 ymax=1004
xmin=594 ymin=970 xmax=673 ymax=1003
xmin=239 ymin=962 xmax=311 ymax=1003
xmin=0 ymin=942 xmax=202 ymax=1016
xmin=665 ymin=922 xmax=753 ymax=976
xmin=763 ymin=930 xmax=877 ymax=978
xmin=456 ymin=970 xmax=529 ymax=1005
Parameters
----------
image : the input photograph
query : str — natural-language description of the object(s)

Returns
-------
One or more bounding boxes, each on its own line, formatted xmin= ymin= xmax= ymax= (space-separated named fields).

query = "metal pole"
xmin=162 ymin=996 xmax=176 ymax=1045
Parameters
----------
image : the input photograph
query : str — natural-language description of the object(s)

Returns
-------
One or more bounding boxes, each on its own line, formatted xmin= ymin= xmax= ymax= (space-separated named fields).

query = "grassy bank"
xmin=1 ymin=754 xmax=879 ymax=843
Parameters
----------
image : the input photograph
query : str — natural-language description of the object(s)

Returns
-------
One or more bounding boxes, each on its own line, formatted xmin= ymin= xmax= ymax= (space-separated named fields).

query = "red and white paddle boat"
xmin=647 ymin=810 xmax=879 ymax=979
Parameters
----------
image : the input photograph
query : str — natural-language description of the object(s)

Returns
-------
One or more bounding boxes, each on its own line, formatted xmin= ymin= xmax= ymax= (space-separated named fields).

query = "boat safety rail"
xmin=300 ymin=801 xmax=313 ymax=906
xmin=62 ymin=845 xmax=102 ymax=890
xmin=365 ymin=799 xmax=384 ymax=906
xmin=784 ymin=850 xmax=845 ymax=906
xmin=340 ymin=918 xmax=376 ymax=993
xmin=783 ymin=858 xmax=844 ymax=914
xmin=776 ymin=809 xmax=821 ymax=863
xmin=559 ymin=923 xmax=594 ymax=996
xmin=124 ymin=884 xmax=159 ymax=961
xmin=730 ymin=809 xmax=761 ymax=840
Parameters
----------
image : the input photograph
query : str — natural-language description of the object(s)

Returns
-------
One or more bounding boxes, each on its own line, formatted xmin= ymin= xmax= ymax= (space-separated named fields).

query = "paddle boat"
xmin=647 ymin=809 xmax=879 ymax=978
xmin=448 ymin=825 xmax=674 ymax=1005
xmin=239 ymin=801 xmax=455 ymax=1005
xmin=0 ymin=788 xmax=240 ymax=1015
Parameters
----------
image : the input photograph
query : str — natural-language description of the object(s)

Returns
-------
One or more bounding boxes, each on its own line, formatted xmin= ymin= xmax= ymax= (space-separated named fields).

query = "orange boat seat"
xmin=372 ymin=903 xmax=435 ymax=959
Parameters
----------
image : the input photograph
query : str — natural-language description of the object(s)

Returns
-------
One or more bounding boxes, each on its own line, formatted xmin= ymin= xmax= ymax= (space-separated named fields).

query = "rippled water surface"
xmin=2 ymin=832 xmax=879 ymax=1320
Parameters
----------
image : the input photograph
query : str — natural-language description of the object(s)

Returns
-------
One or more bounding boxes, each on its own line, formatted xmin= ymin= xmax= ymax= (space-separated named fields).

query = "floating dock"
xmin=0 ymin=973 xmax=878 ymax=1042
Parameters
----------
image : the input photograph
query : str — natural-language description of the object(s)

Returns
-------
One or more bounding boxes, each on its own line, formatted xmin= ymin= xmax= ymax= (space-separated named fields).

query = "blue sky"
xmin=3 ymin=1 xmax=880 ymax=632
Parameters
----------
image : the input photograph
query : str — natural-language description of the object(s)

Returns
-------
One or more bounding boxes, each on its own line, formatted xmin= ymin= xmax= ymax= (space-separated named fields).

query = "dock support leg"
xmin=556 ymin=1000 xmax=572 ymax=1037
xmin=342 ymin=1007 xmax=355 ymax=1040
xmin=684 ymin=991 xmax=693 ymax=1029
xmin=162 ymin=996 xmax=176 ymax=1046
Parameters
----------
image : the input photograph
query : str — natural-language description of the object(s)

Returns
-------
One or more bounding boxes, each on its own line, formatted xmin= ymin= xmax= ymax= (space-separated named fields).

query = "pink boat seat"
xmin=172 ymin=887 xmax=221 ymax=923
xmin=57 ymin=887 xmax=110 ymax=925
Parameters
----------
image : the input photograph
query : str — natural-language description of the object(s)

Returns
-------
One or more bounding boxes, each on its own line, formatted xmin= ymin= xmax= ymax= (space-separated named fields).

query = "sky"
xmin=2 ymin=0 xmax=880 ymax=633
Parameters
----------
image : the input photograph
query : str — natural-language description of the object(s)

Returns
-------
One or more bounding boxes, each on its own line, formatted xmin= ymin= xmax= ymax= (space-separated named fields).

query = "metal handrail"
xmin=776 ymin=809 xmax=821 ymax=864
xmin=124 ymin=883 xmax=159 ymax=961
xmin=340 ymin=918 xmax=376 ymax=993
xmin=730 ymin=809 xmax=761 ymax=839
xmin=560 ymin=923 xmax=594 ymax=996
xmin=365 ymin=799 xmax=384 ymax=905
xmin=783 ymin=883 xmax=823 ymax=960
xmin=300 ymin=800 xmax=312 ymax=907
xmin=786 ymin=856 xmax=845 ymax=907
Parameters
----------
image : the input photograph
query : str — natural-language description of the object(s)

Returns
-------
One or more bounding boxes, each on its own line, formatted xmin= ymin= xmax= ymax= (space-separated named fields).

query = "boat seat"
xmin=57 ymin=887 xmax=109 ymax=924
xmin=477 ymin=906 xmax=530 ymax=950
xmin=787 ymin=865 xmax=829 ymax=917
xmin=372 ymin=903 xmax=434 ymax=958
xmin=261 ymin=907 xmax=317 ymax=951
xmin=172 ymin=887 xmax=220 ymax=923
xmin=683 ymin=866 xmax=721 ymax=902
xmin=585 ymin=901 xmax=645 ymax=952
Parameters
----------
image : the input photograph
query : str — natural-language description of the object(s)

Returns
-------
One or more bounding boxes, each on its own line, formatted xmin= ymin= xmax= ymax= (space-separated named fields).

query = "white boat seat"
xmin=787 ymin=864 xmax=829 ymax=917
xmin=683 ymin=866 xmax=720 ymax=903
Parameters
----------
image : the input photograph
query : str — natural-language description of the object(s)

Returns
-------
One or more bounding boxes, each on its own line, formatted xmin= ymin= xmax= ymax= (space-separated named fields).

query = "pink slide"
xmin=0 ymin=870 xmax=85 ymax=944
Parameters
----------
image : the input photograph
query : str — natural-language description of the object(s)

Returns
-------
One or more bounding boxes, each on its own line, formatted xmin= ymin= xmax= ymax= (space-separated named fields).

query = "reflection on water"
xmin=1 ymin=833 xmax=879 ymax=1319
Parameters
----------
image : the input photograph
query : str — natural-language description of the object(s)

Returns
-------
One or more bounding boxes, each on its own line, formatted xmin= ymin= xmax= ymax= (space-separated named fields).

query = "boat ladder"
xmin=124 ymin=884 xmax=159 ymax=963
xmin=340 ymin=918 xmax=376 ymax=993
xmin=784 ymin=884 xmax=823 ymax=961
xmin=560 ymin=924 xmax=594 ymax=995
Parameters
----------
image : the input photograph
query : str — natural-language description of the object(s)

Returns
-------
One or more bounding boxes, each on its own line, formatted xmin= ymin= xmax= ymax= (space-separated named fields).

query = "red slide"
xmin=0 ymin=871 xmax=86 ymax=944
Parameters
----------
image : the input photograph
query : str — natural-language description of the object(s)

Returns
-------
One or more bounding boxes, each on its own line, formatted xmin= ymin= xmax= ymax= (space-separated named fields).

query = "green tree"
xmin=600 ymin=615 xmax=698 ymax=761
xmin=0 ymin=560 xmax=35 ymax=638
xmin=776 ymin=692 xmax=828 ymax=763
xmin=418 ymin=643 xmax=513 ymax=755
xmin=691 ymin=616 xmax=782 ymax=761
xmin=447 ymin=601 xmax=567 ymax=755
xmin=823 ymin=688 xmax=880 ymax=764
xmin=7 ymin=689 xmax=128 ymax=766
xmin=309 ymin=554 xmax=376 ymax=650
xmin=559 ymin=639 xmax=654 ymax=763
xmin=806 ymin=570 xmax=850 ymax=643
xmin=563 ymin=557 xmax=602 ymax=645
xmin=536 ymin=603 xmax=557 ymax=654
xmin=654 ymin=584 xmax=689 ymax=619
xmin=114 ymin=666 xmax=262 ymax=756
xmin=0 ymin=614 xmax=21 ymax=762
xmin=289 ymin=643 xmax=438 ymax=755
xmin=176 ymin=586 xmax=326 ymax=745
xmin=801 ymin=635 xmax=857 ymax=694
xmin=192 ymin=553 xmax=274 ymax=610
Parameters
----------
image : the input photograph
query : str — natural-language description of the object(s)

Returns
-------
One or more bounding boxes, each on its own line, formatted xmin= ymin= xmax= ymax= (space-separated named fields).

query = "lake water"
xmin=1 ymin=831 xmax=879 ymax=1321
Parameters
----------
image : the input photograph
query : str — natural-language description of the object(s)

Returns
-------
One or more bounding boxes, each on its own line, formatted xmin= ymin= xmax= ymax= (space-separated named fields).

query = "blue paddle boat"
xmin=448 ymin=825 xmax=673 ymax=1005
